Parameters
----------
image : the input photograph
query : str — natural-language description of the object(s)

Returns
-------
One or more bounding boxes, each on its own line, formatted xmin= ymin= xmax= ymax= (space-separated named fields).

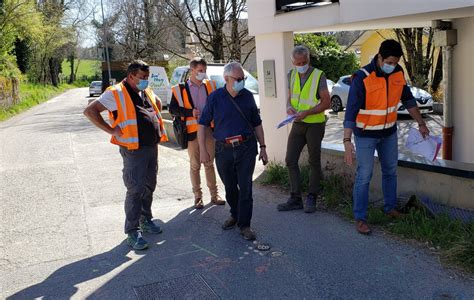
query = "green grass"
xmin=259 ymin=162 xmax=474 ymax=273
xmin=0 ymin=82 xmax=82 ymax=121
xmin=61 ymin=59 xmax=101 ymax=81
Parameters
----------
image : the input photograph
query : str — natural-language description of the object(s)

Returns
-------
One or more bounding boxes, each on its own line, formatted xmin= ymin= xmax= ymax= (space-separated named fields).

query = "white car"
xmin=167 ymin=64 xmax=260 ymax=108
xmin=89 ymin=81 xmax=102 ymax=97
xmin=326 ymin=79 xmax=335 ymax=94
xmin=330 ymin=75 xmax=434 ymax=115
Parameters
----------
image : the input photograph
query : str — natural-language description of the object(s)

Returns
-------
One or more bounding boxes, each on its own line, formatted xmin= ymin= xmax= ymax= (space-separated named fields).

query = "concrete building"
xmin=248 ymin=0 xmax=474 ymax=164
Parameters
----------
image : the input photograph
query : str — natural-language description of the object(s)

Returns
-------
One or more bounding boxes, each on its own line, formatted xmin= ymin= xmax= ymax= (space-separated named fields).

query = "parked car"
xmin=330 ymin=75 xmax=433 ymax=114
xmin=326 ymin=79 xmax=335 ymax=94
xmin=89 ymin=81 xmax=102 ymax=97
xmin=167 ymin=64 xmax=260 ymax=108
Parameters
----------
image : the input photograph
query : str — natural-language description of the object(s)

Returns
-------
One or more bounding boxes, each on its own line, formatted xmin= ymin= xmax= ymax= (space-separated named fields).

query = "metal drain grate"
xmin=133 ymin=274 xmax=219 ymax=300
xmin=420 ymin=197 xmax=474 ymax=223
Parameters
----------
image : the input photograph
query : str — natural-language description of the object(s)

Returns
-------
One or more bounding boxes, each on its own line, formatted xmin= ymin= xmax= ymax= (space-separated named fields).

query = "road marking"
xmin=192 ymin=243 xmax=218 ymax=257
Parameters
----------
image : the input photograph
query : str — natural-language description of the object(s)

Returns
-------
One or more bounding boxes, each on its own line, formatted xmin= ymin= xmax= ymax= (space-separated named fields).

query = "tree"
xmin=294 ymin=33 xmax=359 ymax=82
xmin=163 ymin=0 xmax=252 ymax=63
xmin=111 ymin=0 xmax=169 ymax=61
xmin=394 ymin=28 xmax=435 ymax=89
xmin=0 ymin=0 xmax=41 ymax=77
xmin=91 ymin=12 xmax=120 ymax=61
xmin=14 ymin=38 xmax=31 ymax=74
xmin=62 ymin=0 xmax=94 ymax=83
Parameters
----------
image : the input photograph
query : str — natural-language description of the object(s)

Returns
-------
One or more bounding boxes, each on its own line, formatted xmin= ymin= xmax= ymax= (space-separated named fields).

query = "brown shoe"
xmin=240 ymin=227 xmax=256 ymax=241
xmin=385 ymin=209 xmax=402 ymax=218
xmin=356 ymin=220 xmax=371 ymax=235
xmin=222 ymin=216 xmax=237 ymax=230
xmin=211 ymin=195 xmax=225 ymax=205
xmin=194 ymin=198 xmax=204 ymax=209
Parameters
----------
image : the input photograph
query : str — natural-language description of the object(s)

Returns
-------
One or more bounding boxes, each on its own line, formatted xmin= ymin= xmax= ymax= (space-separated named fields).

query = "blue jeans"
xmin=353 ymin=132 xmax=398 ymax=221
xmin=215 ymin=138 xmax=257 ymax=228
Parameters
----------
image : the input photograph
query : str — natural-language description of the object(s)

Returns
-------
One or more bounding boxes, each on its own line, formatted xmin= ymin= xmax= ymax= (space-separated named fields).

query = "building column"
xmin=255 ymin=32 xmax=294 ymax=163
xmin=452 ymin=17 xmax=474 ymax=163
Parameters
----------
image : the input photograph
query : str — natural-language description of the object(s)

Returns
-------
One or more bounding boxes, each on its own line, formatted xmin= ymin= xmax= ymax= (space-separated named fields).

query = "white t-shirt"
xmin=98 ymin=89 xmax=147 ymax=112
xmin=98 ymin=90 xmax=117 ymax=112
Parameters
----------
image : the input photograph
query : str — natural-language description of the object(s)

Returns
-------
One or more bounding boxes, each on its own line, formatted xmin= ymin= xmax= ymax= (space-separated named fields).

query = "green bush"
xmin=294 ymin=34 xmax=359 ymax=82
xmin=259 ymin=162 xmax=290 ymax=189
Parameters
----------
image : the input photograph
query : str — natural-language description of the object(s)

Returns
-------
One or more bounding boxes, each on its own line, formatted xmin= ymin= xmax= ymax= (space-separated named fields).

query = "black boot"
xmin=277 ymin=195 xmax=303 ymax=211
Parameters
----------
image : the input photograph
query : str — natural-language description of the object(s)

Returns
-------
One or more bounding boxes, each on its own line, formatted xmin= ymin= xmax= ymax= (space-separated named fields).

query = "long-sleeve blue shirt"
xmin=343 ymin=58 xmax=417 ymax=138
xmin=199 ymin=86 xmax=262 ymax=141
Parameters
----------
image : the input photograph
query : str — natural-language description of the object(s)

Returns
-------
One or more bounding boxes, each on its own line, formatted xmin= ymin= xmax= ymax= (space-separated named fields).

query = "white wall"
xmin=249 ymin=1 xmax=474 ymax=163
xmin=255 ymin=32 xmax=294 ymax=163
xmin=452 ymin=17 xmax=474 ymax=163
xmin=248 ymin=0 xmax=474 ymax=35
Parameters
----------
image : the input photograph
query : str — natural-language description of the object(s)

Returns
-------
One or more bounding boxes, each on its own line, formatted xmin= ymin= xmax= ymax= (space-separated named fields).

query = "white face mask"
xmin=233 ymin=79 xmax=245 ymax=93
xmin=196 ymin=72 xmax=207 ymax=81
xmin=296 ymin=64 xmax=309 ymax=74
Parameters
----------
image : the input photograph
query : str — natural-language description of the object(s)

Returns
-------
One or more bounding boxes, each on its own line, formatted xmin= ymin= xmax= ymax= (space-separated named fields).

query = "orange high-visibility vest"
xmin=356 ymin=68 xmax=406 ymax=130
xmin=108 ymin=82 xmax=168 ymax=150
xmin=171 ymin=79 xmax=217 ymax=133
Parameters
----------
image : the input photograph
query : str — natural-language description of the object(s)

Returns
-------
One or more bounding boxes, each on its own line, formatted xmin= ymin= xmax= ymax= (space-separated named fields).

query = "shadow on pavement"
xmin=7 ymin=240 xmax=134 ymax=299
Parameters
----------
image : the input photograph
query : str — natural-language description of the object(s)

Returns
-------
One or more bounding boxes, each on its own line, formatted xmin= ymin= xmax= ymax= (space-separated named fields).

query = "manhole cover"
xmin=133 ymin=274 xmax=219 ymax=299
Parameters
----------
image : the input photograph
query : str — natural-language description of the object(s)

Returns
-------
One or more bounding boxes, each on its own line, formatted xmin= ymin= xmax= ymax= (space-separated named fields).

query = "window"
xmin=276 ymin=0 xmax=338 ymax=13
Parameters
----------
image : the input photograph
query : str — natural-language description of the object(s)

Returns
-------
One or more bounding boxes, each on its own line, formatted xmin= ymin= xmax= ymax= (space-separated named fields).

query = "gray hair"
xmin=292 ymin=45 xmax=310 ymax=60
xmin=223 ymin=61 xmax=243 ymax=77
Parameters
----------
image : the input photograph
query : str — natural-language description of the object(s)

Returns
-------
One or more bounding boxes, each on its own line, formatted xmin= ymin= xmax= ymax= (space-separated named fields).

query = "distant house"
xmin=345 ymin=29 xmax=441 ymax=84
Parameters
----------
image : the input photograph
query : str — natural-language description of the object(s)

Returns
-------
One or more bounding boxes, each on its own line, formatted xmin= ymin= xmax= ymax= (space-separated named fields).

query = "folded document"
xmin=277 ymin=114 xmax=297 ymax=129
xmin=405 ymin=128 xmax=442 ymax=161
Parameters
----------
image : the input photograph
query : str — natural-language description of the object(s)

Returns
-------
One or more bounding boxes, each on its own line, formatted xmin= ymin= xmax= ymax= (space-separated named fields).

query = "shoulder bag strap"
xmin=225 ymin=92 xmax=256 ymax=137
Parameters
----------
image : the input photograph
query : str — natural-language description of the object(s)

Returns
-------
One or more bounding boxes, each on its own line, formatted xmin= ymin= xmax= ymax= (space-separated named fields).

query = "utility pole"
xmin=100 ymin=0 xmax=112 ymax=87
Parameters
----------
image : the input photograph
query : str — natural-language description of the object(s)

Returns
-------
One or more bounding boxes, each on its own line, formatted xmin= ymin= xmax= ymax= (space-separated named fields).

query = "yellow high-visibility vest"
xmin=290 ymin=68 xmax=325 ymax=123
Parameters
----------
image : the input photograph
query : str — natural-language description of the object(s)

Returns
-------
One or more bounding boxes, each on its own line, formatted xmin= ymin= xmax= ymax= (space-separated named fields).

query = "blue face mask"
xmin=296 ymin=64 xmax=309 ymax=74
xmin=233 ymin=79 xmax=245 ymax=93
xmin=137 ymin=79 xmax=149 ymax=91
xmin=381 ymin=63 xmax=396 ymax=74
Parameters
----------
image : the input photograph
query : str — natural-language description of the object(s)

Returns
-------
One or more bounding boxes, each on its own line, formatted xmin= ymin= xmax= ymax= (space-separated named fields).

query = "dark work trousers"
xmin=285 ymin=121 xmax=326 ymax=197
xmin=119 ymin=145 xmax=158 ymax=234
xmin=215 ymin=138 xmax=258 ymax=228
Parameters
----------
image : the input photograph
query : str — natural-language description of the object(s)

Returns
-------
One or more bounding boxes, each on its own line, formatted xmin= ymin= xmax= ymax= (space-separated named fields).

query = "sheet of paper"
xmin=276 ymin=114 xmax=297 ymax=129
xmin=405 ymin=128 xmax=442 ymax=161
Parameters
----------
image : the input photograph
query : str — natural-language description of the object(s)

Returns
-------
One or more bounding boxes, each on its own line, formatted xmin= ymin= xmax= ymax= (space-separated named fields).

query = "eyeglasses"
xmin=229 ymin=75 xmax=247 ymax=82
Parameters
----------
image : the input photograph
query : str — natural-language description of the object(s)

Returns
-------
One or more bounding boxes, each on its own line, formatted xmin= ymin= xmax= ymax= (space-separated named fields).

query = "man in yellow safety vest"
xmin=277 ymin=45 xmax=331 ymax=214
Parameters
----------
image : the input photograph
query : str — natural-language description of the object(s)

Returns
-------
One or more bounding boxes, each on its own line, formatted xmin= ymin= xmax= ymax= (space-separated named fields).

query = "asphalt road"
xmin=1 ymin=88 xmax=472 ymax=299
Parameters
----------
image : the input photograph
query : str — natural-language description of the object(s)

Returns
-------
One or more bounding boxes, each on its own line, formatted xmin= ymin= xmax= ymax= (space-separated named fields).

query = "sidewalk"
xmin=1 ymin=88 xmax=472 ymax=299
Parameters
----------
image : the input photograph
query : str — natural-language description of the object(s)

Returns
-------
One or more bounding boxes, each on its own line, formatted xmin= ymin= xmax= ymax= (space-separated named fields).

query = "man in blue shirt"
xmin=198 ymin=62 xmax=268 ymax=241
xmin=343 ymin=40 xmax=430 ymax=235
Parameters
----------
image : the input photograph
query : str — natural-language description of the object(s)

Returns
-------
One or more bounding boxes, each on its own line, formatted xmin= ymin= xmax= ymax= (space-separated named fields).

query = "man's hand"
xmin=344 ymin=142 xmax=355 ymax=166
xmin=200 ymin=150 xmax=211 ymax=164
xmin=419 ymin=124 xmax=430 ymax=138
xmin=294 ymin=110 xmax=308 ymax=121
xmin=111 ymin=126 xmax=123 ymax=137
xmin=287 ymin=106 xmax=297 ymax=115
xmin=259 ymin=148 xmax=268 ymax=166
xmin=193 ymin=109 xmax=201 ymax=118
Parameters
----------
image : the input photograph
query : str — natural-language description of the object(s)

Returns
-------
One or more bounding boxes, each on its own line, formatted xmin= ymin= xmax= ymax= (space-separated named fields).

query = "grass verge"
xmin=258 ymin=162 xmax=474 ymax=273
xmin=0 ymin=82 xmax=83 ymax=121
xmin=61 ymin=59 xmax=101 ymax=80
